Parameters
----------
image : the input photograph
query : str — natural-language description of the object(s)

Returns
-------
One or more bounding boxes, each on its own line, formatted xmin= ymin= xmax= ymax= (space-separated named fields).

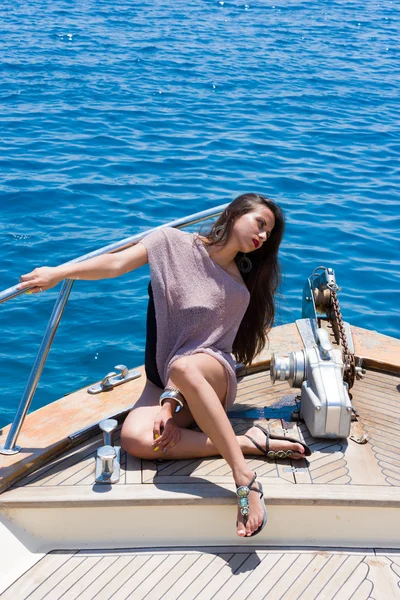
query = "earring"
xmin=212 ymin=225 xmax=226 ymax=242
xmin=238 ymin=254 xmax=252 ymax=273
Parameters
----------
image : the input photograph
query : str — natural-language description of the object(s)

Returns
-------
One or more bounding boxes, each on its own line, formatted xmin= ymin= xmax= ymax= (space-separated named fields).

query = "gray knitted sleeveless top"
xmin=140 ymin=227 xmax=250 ymax=408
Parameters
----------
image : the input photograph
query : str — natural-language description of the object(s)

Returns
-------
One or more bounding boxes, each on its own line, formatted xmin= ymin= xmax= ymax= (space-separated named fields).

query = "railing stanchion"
xmin=0 ymin=203 xmax=227 ymax=453
xmin=0 ymin=280 xmax=74 ymax=454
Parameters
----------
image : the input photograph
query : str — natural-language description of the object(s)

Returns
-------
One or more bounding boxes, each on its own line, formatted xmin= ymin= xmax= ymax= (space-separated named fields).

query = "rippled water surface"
xmin=0 ymin=0 xmax=399 ymax=427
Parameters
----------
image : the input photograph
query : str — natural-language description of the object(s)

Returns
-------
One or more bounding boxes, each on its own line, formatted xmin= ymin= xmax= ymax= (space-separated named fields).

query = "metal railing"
xmin=0 ymin=204 xmax=227 ymax=454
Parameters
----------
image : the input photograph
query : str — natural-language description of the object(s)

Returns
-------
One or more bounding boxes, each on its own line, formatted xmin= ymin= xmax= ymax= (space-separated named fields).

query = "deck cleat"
xmin=95 ymin=418 xmax=121 ymax=484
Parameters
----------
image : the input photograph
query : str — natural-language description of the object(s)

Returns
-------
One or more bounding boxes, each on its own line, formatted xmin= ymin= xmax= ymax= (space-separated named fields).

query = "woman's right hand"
xmin=17 ymin=267 xmax=62 ymax=294
xmin=152 ymin=406 xmax=181 ymax=452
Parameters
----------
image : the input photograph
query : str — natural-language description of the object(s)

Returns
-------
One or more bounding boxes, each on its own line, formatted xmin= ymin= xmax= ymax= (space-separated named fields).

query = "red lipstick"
xmin=253 ymin=239 xmax=260 ymax=249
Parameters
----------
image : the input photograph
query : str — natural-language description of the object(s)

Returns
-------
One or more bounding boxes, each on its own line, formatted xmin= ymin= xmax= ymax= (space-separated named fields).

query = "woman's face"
xmin=231 ymin=205 xmax=275 ymax=253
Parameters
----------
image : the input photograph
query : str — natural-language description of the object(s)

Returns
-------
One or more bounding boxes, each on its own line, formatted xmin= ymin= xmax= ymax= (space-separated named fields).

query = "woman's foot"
xmin=243 ymin=425 xmax=307 ymax=460
xmin=235 ymin=472 xmax=267 ymax=537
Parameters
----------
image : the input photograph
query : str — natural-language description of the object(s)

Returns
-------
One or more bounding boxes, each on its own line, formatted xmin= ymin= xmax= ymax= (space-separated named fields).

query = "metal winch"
xmin=271 ymin=267 xmax=365 ymax=439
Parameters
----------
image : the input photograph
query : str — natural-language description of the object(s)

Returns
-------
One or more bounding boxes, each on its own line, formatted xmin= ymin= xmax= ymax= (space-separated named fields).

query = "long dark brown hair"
xmin=204 ymin=193 xmax=285 ymax=365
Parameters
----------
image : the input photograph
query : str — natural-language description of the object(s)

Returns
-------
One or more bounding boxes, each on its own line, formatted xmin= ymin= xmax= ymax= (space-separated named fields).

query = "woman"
xmin=18 ymin=193 xmax=310 ymax=538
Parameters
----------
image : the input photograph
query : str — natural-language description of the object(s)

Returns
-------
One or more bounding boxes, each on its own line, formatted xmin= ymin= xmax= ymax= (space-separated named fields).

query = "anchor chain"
xmin=330 ymin=288 xmax=356 ymax=390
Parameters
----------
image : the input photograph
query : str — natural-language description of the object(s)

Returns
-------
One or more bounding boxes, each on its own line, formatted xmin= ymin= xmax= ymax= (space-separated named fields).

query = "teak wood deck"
xmin=3 ymin=547 xmax=400 ymax=600
xmin=1 ymin=323 xmax=399 ymax=496
xmin=1 ymin=324 xmax=400 ymax=598
xmin=9 ymin=369 xmax=399 ymax=494
xmin=4 ymin=365 xmax=400 ymax=599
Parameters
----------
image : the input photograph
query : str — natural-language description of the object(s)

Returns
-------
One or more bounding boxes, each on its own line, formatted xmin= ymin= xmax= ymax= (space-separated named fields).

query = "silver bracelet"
xmin=159 ymin=387 xmax=186 ymax=413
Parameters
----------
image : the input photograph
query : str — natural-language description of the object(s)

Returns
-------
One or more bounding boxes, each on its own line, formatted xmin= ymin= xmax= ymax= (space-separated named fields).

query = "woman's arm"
xmin=17 ymin=243 xmax=148 ymax=293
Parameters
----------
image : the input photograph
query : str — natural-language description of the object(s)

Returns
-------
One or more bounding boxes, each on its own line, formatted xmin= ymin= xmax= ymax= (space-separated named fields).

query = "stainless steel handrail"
xmin=0 ymin=205 xmax=227 ymax=305
xmin=0 ymin=204 xmax=226 ymax=454
xmin=0 ymin=280 xmax=75 ymax=454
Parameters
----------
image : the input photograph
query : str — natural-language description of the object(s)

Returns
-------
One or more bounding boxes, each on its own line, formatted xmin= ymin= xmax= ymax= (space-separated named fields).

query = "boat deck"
xmin=1 ymin=324 xmax=400 ymax=598
xmin=3 ymin=369 xmax=398 ymax=552
xmin=11 ymin=368 xmax=399 ymax=493
xmin=2 ymin=546 xmax=400 ymax=600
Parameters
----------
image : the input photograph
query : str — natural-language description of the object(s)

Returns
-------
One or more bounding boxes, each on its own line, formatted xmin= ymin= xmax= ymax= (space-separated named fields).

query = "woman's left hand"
xmin=152 ymin=406 xmax=181 ymax=452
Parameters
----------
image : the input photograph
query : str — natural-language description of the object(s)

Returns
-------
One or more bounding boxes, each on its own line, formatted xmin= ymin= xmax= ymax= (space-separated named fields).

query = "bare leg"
xmin=122 ymin=355 xmax=304 ymax=537
xmin=124 ymin=425 xmax=305 ymax=461
xmin=124 ymin=360 xmax=263 ymax=537
xmin=122 ymin=382 xmax=305 ymax=460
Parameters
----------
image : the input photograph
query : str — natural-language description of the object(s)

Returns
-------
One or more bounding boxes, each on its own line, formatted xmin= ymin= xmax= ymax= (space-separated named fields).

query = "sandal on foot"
xmin=236 ymin=472 xmax=267 ymax=537
xmin=245 ymin=424 xmax=311 ymax=459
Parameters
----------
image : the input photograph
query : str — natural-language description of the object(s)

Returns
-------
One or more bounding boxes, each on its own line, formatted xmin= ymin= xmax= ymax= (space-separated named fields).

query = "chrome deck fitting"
xmin=95 ymin=418 xmax=121 ymax=484
xmin=88 ymin=364 xmax=141 ymax=394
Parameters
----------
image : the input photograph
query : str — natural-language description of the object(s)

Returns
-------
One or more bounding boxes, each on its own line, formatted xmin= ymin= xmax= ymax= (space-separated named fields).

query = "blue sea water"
xmin=0 ymin=0 xmax=399 ymax=428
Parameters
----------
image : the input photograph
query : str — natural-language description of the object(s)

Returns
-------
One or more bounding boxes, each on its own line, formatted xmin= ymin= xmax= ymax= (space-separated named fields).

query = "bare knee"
xmin=120 ymin=419 xmax=154 ymax=459
xmin=169 ymin=357 xmax=203 ymax=388
xmin=168 ymin=356 xmax=226 ymax=407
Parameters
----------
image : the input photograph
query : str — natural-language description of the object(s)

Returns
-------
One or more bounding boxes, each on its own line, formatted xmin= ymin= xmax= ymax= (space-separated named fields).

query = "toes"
xmin=294 ymin=443 xmax=305 ymax=454
xmin=245 ymin=515 xmax=262 ymax=536
xmin=236 ymin=514 xmax=247 ymax=537
xmin=291 ymin=453 xmax=305 ymax=460
xmin=269 ymin=439 xmax=306 ymax=456
xmin=245 ymin=518 xmax=254 ymax=536
xmin=291 ymin=443 xmax=308 ymax=460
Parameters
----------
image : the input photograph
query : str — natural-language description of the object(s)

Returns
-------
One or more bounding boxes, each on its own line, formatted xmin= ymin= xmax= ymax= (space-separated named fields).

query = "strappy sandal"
xmin=236 ymin=472 xmax=268 ymax=537
xmin=245 ymin=424 xmax=311 ymax=459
